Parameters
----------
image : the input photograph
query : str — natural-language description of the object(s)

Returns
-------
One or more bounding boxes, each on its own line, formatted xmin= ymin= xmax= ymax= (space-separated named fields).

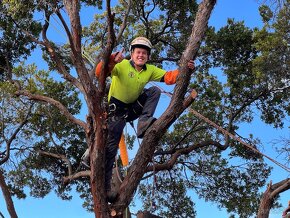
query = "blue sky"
xmin=1 ymin=0 xmax=289 ymax=217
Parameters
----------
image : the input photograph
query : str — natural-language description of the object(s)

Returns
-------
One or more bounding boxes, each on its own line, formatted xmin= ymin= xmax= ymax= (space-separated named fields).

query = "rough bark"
xmin=0 ymin=170 xmax=18 ymax=218
xmin=63 ymin=1 xmax=112 ymax=217
xmin=257 ymin=179 xmax=290 ymax=218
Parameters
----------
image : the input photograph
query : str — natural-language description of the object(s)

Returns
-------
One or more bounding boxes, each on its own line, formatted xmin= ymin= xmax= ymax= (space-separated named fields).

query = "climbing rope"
xmin=150 ymin=82 xmax=290 ymax=173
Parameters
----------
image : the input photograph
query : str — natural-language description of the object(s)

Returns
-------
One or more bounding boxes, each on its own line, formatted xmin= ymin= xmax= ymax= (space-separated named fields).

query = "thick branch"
xmin=258 ymin=179 xmax=290 ymax=218
xmin=270 ymin=178 xmax=290 ymax=198
xmin=97 ymin=0 xmax=116 ymax=92
xmin=116 ymin=0 xmax=132 ymax=43
xmin=173 ymin=0 xmax=216 ymax=103
xmin=63 ymin=0 xmax=82 ymax=53
xmin=38 ymin=150 xmax=72 ymax=176
xmin=147 ymin=140 xmax=225 ymax=172
xmin=63 ymin=1 xmax=102 ymax=120
xmin=15 ymin=90 xmax=87 ymax=130
xmin=0 ymin=170 xmax=18 ymax=218
xmin=63 ymin=170 xmax=90 ymax=185
xmin=55 ymin=8 xmax=77 ymax=57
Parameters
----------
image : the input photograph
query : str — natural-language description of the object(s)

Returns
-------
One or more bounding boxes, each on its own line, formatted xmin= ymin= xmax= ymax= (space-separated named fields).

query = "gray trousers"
xmin=105 ymin=86 xmax=161 ymax=191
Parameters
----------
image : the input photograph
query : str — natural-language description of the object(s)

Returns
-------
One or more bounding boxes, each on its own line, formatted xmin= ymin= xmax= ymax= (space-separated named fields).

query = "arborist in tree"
xmin=93 ymin=36 xmax=195 ymax=202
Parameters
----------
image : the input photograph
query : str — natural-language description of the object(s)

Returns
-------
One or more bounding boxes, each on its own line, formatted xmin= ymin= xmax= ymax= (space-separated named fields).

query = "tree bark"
xmin=257 ymin=179 xmax=290 ymax=218
xmin=0 ymin=170 xmax=18 ymax=218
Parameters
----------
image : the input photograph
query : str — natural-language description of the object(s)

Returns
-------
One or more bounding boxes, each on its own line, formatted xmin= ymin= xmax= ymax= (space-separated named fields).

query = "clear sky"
xmin=1 ymin=0 xmax=289 ymax=218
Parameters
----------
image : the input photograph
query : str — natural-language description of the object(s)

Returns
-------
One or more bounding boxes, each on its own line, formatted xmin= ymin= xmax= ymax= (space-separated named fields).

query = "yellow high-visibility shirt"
xmin=108 ymin=60 xmax=166 ymax=104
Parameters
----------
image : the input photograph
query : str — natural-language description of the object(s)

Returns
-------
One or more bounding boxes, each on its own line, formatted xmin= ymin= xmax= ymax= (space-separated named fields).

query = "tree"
xmin=0 ymin=0 xmax=289 ymax=218
xmin=255 ymin=2 xmax=290 ymax=217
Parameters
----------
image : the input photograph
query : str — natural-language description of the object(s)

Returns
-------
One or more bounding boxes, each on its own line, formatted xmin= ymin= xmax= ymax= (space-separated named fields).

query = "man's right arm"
xmin=95 ymin=54 xmax=117 ymax=77
xmin=95 ymin=49 xmax=125 ymax=77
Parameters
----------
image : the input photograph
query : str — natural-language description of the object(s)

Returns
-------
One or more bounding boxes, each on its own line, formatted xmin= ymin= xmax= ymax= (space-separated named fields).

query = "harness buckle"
xmin=109 ymin=103 xmax=117 ymax=114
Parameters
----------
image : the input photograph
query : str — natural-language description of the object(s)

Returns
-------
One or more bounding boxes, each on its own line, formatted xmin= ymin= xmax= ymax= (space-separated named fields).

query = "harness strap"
xmin=108 ymin=97 xmax=129 ymax=120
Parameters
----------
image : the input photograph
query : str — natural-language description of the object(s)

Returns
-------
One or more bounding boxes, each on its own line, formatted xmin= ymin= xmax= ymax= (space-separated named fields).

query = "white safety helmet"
xmin=130 ymin=37 xmax=152 ymax=54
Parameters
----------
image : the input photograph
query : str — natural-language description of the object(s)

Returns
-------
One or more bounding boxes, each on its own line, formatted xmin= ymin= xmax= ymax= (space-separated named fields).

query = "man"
xmin=95 ymin=37 xmax=195 ymax=201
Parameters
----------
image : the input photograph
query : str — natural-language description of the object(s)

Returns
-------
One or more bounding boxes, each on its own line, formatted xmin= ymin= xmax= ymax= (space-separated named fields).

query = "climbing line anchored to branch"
xmin=188 ymin=107 xmax=290 ymax=172
xmin=150 ymin=82 xmax=290 ymax=173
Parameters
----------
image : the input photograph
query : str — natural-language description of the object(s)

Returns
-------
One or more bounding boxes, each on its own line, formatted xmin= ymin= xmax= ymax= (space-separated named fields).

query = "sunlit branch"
xmin=116 ymin=0 xmax=132 ymax=43
xmin=15 ymin=90 xmax=87 ymax=131
xmin=147 ymin=140 xmax=225 ymax=172
xmin=38 ymin=150 xmax=72 ymax=176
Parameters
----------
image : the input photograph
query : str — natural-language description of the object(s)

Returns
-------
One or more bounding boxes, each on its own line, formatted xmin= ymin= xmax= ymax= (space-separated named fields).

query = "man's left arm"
xmin=161 ymin=60 xmax=195 ymax=85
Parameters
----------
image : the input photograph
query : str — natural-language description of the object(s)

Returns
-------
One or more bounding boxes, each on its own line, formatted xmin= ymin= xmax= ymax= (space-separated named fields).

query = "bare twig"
xmin=0 ymin=104 xmax=33 ymax=165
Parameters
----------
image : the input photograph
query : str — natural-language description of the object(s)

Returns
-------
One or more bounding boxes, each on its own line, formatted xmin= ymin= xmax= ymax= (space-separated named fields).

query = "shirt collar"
xmin=130 ymin=60 xmax=147 ymax=70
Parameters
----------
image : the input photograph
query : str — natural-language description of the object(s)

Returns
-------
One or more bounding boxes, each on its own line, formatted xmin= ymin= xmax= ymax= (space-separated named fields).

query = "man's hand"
xmin=114 ymin=48 xmax=125 ymax=63
xmin=187 ymin=60 xmax=195 ymax=70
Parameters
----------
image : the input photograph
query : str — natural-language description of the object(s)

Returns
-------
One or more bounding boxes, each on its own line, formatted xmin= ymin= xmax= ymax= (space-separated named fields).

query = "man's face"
xmin=131 ymin=47 xmax=149 ymax=67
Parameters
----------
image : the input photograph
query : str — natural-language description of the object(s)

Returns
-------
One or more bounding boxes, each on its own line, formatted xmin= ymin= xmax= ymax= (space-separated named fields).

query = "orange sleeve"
xmin=95 ymin=53 xmax=117 ymax=77
xmin=118 ymin=132 xmax=129 ymax=166
xmin=164 ymin=69 xmax=179 ymax=85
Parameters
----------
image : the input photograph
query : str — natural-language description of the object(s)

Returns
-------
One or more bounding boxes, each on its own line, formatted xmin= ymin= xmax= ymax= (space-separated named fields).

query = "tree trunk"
xmin=257 ymin=179 xmax=290 ymax=218
xmin=0 ymin=170 xmax=18 ymax=218
xmin=257 ymin=185 xmax=273 ymax=218
xmin=88 ymin=119 xmax=110 ymax=218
